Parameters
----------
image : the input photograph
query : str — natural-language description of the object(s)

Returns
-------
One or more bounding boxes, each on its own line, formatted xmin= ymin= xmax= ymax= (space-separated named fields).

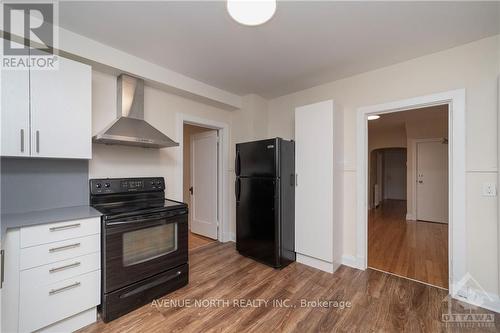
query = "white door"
xmin=30 ymin=55 xmax=92 ymax=158
xmin=295 ymin=100 xmax=334 ymax=263
xmin=190 ymin=130 xmax=218 ymax=239
xmin=416 ymin=140 xmax=448 ymax=223
xmin=1 ymin=40 xmax=30 ymax=157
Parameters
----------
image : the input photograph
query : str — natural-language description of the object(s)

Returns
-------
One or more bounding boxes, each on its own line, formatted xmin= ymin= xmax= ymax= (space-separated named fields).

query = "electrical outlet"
xmin=482 ymin=183 xmax=497 ymax=197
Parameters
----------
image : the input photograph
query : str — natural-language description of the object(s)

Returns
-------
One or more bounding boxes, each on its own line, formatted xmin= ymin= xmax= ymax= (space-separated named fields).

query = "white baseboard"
xmin=222 ymin=232 xmax=235 ymax=243
xmin=406 ymin=212 xmax=416 ymax=220
xmin=453 ymin=289 xmax=500 ymax=314
xmin=341 ymin=255 xmax=365 ymax=270
xmin=296 ymin=253 xmax=340 ymax=273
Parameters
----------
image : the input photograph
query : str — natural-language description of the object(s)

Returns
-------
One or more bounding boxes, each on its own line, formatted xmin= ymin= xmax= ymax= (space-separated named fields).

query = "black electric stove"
xmin=90 ymin=177 xmax=188 ymax=322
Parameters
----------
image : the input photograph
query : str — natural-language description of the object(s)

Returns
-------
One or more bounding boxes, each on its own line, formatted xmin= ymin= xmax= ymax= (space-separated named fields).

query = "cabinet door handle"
xmin=49 ymin=223 xmax=81 ymax=232
xmin=48 ymin=242 xmax=81 ymax=253
xmin=49 ymin=261 xmax=81 ymax=273
xmin=20 ymin=129 xmax=24 ymax=153
xmin=49 ymin=281 xmax=81 ymax=295
xmin=0 ymin=250 xmax=4 ymax=289
xmin=36 ymin=130 xmax=40 ymax=153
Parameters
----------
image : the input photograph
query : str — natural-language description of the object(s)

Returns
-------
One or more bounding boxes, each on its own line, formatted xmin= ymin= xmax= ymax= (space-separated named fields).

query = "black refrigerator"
xmin=235 ymin=138 xmax=295 ymax=268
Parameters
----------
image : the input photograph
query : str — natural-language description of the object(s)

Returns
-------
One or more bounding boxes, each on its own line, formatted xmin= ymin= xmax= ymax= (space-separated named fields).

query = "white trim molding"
xmin=405 ymin=213 xmax=416 ymax=220
xmin=176 ymin=113 xmax=231 ymax=243
xmin=356 ymin=89 xmax=466 ymax=299
xmin=297 ymin=253 xmax=340 ymax=274
xmin=341 ymin=255 xmax=364 ymax=270
xmin=224 ymin=232 xmax=236 ymax=243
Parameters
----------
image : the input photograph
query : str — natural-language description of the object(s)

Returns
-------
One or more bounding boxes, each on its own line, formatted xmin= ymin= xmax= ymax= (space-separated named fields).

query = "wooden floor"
xmin=78 ymin=242 xmax=498 ymax=333
xmin=368 ymin=200 xmax=449 ymax=289
xmin=188 ymin=231 xmax=216 ymax=251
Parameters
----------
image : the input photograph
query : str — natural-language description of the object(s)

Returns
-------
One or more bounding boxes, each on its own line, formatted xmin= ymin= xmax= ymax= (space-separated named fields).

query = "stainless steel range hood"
xmin=93 ymin=74 xmax=179 ymax=148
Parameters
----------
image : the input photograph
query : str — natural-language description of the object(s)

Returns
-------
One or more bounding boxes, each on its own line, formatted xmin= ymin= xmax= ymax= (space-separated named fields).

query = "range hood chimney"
xmin=92 ymin=74 xmax=179 ymax=148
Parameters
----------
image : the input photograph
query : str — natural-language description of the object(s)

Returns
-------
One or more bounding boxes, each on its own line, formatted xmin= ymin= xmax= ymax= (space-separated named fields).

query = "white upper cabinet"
xmin=0 ymin=40 xmax=92 ymax=159
xmin=30 ymin=55 xmax=92 ymax=159
xmin=1 ymin=41 xmax=30 ymax=157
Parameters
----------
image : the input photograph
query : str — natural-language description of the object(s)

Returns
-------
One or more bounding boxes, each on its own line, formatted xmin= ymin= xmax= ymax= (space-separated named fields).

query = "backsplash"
xmin=1 ymin=158 xmax=89 ymax=214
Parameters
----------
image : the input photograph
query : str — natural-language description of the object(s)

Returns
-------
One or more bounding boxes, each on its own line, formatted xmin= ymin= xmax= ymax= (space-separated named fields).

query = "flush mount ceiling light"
xmin=227 ymin=0 xmax=277 ymax=26
xmin=367 ymin=115 xmax=381 ymax=120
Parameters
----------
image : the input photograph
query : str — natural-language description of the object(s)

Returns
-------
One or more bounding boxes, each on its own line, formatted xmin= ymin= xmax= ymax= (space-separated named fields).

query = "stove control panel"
xmin=90 ymin=177 xmax=165 ymax=195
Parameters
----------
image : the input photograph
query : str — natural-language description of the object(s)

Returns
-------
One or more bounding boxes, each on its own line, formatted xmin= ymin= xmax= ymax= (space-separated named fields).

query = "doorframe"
xmin=410 ymin=138 xmax=448 ymax=222
xmin=176 ymin=113 xmax=230 ymax=243
xmin=356 ymin=89 xmax=466 ymax=298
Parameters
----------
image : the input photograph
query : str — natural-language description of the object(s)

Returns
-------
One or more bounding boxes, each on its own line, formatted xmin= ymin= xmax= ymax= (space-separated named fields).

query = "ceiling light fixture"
xmin=367 ymin=115 xmax=380 ymax=120
xmin=227 ymin=0 xmax=277 ymax=26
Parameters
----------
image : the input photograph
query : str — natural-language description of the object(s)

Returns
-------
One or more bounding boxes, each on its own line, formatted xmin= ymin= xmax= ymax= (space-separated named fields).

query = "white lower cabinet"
xmin=20 ymin=234 xmax=100 ymax=270
xmin=2 ymin=218 xmax=101 ymax=333
xmin=19 ymin=270 xmax=100 ymax=333
xmin=20 ymin=252 xmax=100 ymax=288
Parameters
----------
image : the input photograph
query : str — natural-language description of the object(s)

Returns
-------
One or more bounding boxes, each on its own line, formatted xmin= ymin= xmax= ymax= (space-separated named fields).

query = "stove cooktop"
xmin=92 ymin=198 xmax=187 ymax=219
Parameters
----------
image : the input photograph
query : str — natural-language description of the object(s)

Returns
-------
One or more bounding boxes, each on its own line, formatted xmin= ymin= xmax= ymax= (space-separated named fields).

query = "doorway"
xmin=366 ymin=105 xmax=449 ymax=289
xmin=183 ymin=123 xmax=218 ymax=251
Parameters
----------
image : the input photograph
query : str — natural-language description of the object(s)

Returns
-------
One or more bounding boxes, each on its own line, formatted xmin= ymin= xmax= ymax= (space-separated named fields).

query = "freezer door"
xmin=236 ymin=139 xmax=277 ymax=177
xmin=236 ymin=177 xmax=278 ymax=266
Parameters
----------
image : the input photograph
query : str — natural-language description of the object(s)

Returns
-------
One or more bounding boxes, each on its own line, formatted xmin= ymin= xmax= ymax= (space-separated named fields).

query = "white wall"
xmin=89 ymin=71 xmax=267 ymax=240
xmin=267 ymin=35 xmax=500 ymax=294
xmin=368 ymin=124 xmax=407 ymax=153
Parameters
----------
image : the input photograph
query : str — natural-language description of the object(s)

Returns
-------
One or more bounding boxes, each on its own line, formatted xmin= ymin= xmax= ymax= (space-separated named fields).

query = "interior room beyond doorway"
xmin=367 ymin=105 xmax=449 ymax=289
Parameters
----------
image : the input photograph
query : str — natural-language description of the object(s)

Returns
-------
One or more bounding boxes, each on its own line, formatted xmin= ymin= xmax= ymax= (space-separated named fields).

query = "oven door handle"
xmin=106 ymin=209 xmax=187 ymax=227
xmin=106 ymin=217 xmax=169 ymax=227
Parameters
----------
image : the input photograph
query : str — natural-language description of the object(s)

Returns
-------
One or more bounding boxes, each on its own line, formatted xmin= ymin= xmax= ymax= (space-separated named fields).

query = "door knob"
xmin=189 ymin=186 xmax=193 ymax=195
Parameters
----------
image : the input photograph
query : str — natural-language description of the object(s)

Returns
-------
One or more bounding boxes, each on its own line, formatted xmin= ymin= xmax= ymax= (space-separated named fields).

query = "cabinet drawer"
xmin=19 ymin=270 xmax=100 ymax=333
xmin=20 ymin=217 xmax=100 ymax=248
xmin=20 ymin=252 xmax=100 ymax=287
xmin=20 ymin=234 xmax=100 ymax=270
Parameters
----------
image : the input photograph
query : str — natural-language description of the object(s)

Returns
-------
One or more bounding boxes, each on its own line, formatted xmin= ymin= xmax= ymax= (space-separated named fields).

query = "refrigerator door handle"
xmin=235 ymin=151 xmax=241 ymax=176
xmin=235 ymin=178 xmax=241 ymax=201
xmin=295 ymin=173 xmax=298 ymax=187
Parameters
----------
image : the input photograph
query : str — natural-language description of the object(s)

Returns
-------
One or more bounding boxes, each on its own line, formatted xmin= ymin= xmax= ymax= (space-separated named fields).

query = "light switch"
xmin=482 ymin=183 xmax=497 ymax=197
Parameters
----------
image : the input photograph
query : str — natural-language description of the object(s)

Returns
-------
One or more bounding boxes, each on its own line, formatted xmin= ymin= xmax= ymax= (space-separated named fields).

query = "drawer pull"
xmin=48 ymin=243 xmax=81 ymax=253
xmin=48 ymin=281 xmax=81 ymax=295
xmin=49 ymin=261 xmax=81 ymax=273
xmin=49 ymin=223 xmax=81 ymax=232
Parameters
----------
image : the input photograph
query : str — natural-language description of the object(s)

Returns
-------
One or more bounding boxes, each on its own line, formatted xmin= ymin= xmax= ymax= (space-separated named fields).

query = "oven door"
xmin=103 ymin=209 xmax=188 ymax=293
